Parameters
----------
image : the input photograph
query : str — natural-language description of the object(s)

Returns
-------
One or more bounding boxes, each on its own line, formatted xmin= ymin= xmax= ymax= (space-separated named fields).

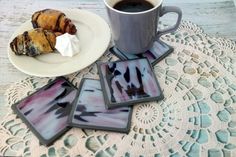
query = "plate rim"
xmin=7 ymin=9 xmax=111 ymax=77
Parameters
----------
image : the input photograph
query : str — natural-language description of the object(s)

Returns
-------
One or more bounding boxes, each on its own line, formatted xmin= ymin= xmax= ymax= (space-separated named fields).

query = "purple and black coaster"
xmin=11 ymin=77 xmax=78 ymax=146
xmin=110 ymin=40 xmax=173 ymax=66
xmin=97 ymin=58 xmax=164 ymax=109
xmin=68 ymin=78 xmax=132 ymax=133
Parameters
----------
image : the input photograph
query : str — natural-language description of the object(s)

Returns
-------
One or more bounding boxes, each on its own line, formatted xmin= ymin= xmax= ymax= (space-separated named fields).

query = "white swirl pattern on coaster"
xmin=99 ymin=58 xmax=162 ymax=104
xmin=70 ymin=79 xmax=131 ymax=131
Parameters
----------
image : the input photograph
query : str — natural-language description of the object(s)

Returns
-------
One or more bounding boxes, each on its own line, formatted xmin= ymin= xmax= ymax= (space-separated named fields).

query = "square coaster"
xmin=68 ymin=78 xmax=132 ymax=133
xmin=97 ymin=58 xmax=164 ymax=109
xmin=11 ymin=77 xmax=78 ymax=146
xmin=110 ymin=40 xmax=173 ymax=66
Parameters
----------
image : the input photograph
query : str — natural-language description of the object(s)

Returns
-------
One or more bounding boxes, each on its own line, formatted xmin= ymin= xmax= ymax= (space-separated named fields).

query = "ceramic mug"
xmin=104 ymin=0 xmax=182 ymax=54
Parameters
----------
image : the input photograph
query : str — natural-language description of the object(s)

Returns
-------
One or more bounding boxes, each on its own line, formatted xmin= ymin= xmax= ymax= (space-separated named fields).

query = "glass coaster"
xmin=68 ymin=78 xmax=132 ymax=133
xmin=11 ymin=77 xmax=78 ymax=146
xmin=110 ymin=40 xmax=173 ymax=66
xmin=97 ymin=58 xmax=164 ymax=109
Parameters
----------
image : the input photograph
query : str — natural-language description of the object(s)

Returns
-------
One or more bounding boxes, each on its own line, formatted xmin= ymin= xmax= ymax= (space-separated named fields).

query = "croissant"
xmin=32 ymin=9 xmax=77 ymax=35
xmin=10 ymin=28 xmax=56 ymax=56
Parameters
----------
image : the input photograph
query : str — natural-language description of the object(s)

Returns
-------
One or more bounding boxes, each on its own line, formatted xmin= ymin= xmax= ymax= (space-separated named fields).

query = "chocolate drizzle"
xmin=63 ymin=18 xmax=71 ymax=34
xmin=23 ymin=31 xmax=31 ymax=56
xmin=55 ymin=13 xmax=65 ymax=32
xmin=43 ymin=30 xmax=55 ymax=51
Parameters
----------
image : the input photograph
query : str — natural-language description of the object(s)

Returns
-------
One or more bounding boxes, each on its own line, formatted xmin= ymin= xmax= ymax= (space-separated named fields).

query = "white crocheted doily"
xmin=1 ymin=21 xmax=236 ymax=157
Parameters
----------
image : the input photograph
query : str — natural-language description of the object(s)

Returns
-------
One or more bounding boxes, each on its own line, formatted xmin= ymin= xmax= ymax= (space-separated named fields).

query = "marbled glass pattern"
xmin=99 ymin=58 xmax=162 ymax=104
xmin=16 ymin=78 xmax=77 ymax=140
xmin=71 ymin=79 xmax=131 ymax=130
xmin=110 ymin=40 xmax=172 ymax=65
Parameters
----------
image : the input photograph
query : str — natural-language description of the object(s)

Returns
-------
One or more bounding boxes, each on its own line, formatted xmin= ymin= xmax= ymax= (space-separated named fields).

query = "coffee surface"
xmin=113 ymin=0 xmax=154 ymax=12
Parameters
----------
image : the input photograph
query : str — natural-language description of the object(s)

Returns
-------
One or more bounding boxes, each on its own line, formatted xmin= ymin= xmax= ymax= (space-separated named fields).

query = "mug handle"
xmin=156 ymin=6 xmax=182 ymax=39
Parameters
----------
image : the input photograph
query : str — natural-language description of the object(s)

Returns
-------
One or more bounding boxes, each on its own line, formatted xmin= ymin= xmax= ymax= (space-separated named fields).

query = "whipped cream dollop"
xmin=55 ymin=33 xmax=80 ymax=57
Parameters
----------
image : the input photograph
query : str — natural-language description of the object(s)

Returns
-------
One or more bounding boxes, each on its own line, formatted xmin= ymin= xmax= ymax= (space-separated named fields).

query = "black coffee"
xmin=113 ymin=0 xmax=154 ymax=13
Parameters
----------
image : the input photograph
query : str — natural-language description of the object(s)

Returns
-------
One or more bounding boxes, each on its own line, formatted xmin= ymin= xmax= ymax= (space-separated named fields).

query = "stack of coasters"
xmin=97 ymin=58 xmax=164 ymax=109
xmin=12 ymin=77 xmax=78 ymax=146
xmin=68 ymin=79 xmax=132 ymax=133
xmin=110 ymin=40 xmax=173 ymax=66
xmin=12 ymin=40 xmax=169 ymax=146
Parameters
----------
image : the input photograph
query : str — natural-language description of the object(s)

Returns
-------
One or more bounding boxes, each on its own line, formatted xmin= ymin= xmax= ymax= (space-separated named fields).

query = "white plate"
xmin=8 ymin=9 xmax=111 ymax=77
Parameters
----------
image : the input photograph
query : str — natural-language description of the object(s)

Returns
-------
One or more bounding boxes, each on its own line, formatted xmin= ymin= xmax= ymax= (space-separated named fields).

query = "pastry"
xmin=10 ymin=28 xmax=56 ymax=56
xmin=32 ymin=9 xmax=77 ymax=35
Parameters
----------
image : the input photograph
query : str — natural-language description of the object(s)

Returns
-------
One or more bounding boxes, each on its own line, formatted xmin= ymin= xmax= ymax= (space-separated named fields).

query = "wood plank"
xmin=162 ymin=0 xmax=236 ymax=40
